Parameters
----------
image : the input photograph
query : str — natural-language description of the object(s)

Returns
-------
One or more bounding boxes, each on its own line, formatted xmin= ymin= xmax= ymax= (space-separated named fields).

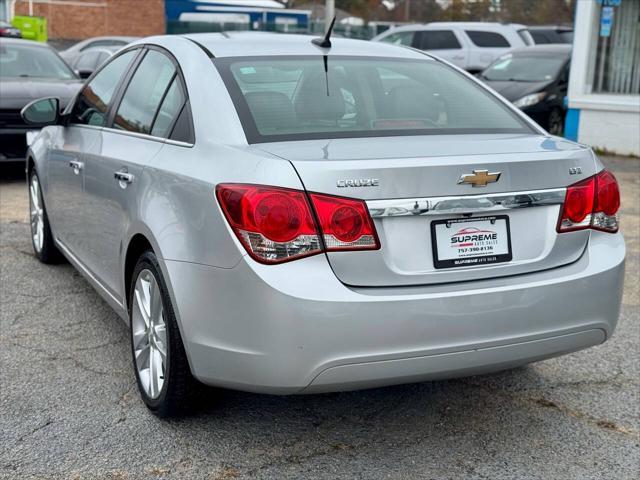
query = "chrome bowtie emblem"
xmin=457 ymin=169 xmax=501 ymax=187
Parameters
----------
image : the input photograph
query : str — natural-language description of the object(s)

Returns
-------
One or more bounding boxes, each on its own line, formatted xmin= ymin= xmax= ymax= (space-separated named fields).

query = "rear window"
xmin=215 ymin=56 xmax=533 ymax=144
xmin=465 ymin=31 xmax=511 ymax=48
xmin=530 ymin=29 xmax=573 ymax=45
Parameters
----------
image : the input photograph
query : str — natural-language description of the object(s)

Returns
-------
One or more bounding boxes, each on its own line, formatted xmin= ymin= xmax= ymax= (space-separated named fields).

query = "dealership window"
xmin=593 ymin=0 xmax=640 ymax=94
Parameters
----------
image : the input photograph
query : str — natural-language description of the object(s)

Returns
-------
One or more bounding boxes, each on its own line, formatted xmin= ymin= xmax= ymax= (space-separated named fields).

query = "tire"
xmin=547 ymin=108 xmax=565 ymax=137
xmin=29 ymin=170 xmax=64 ymax=264
xmin=129 ymin=250 xmax=199 ymax=417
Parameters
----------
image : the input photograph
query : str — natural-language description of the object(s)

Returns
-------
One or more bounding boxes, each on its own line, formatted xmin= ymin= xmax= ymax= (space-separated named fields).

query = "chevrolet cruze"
xmin=21 ymin=33 xmax=625 ymax=417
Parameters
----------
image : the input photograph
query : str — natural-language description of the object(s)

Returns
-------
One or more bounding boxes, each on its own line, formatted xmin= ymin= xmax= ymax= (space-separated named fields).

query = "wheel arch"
xmin=122 ymin=229 xmax=197 ymax=376
xmin=123 ymin=233 xmax=155 ymax=311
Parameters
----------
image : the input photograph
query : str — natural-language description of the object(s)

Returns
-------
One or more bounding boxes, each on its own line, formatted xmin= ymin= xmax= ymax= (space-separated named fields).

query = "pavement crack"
xmin=531 ymin=396 xmax=638 ymax=437
xmin=7 ymin=340 xmax=111 ymax=375
xmin=17 ymin=419 xmax=52 ymax=443
xmin=244 ymin=441 xmax=359 ymax=476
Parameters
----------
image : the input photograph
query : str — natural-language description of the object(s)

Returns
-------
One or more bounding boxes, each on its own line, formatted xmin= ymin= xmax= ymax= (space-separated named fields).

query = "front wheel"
xmin=129 ymin=251 xmax=200 ymax=417
xmin=29 ymin=171 xmax=63 ymax=264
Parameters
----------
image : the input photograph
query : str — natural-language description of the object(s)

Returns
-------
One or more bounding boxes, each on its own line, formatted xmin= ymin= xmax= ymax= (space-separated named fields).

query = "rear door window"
xmin=70 ymin=49 xmax=138 ymax=126
xmin=415 ymin=30 xmax=461 ymax=50
xmin=150 ymin=77 xmax=186 ymax=138
xmin=465 ymin=31 xmax=511 ymax=48
xmin=113 ymin=50 xmax=175 ymax=134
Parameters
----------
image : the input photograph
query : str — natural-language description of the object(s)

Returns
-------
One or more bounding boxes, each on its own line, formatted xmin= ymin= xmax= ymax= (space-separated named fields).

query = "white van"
xmin=372 ymin=22 xmax=534 ymax=72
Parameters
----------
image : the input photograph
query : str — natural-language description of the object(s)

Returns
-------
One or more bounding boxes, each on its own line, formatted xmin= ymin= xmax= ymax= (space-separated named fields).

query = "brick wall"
xmin=14 ymin=0 xmax=165 ymax=40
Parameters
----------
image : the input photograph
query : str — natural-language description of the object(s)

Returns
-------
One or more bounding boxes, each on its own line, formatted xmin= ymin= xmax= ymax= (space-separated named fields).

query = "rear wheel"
xmin=129 ymin=251 xmax=199 ymax=417
xmin=547 ymin=108 xmax=565 ymax=136
xmin=29 ymin=171 xmax=63 ymax=264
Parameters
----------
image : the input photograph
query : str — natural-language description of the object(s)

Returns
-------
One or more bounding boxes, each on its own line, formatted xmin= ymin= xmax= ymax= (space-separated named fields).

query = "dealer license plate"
xmin=431 ymin=215 xmax=512 ymax=269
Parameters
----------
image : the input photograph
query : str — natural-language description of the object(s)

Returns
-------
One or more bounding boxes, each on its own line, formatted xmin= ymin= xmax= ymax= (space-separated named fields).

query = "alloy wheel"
xmin=29 ymin=175 xmax=44 ymax=253
xmin=132 ymin=269 xmax=167 ymax=399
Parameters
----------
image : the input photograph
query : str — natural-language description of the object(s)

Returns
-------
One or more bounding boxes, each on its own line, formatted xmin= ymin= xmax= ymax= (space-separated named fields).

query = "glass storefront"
xmin=592 ymin=0 xmax=640 ymax=95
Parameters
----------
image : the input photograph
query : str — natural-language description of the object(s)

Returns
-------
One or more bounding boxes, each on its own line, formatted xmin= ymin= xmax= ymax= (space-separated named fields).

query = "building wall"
xmin=578 ymin=109 xmax=640 ymax=157
xmin=567 ymin=0 xmax=640 ymax=157
xmin=14 ymin=0 xmax=165 ymax=39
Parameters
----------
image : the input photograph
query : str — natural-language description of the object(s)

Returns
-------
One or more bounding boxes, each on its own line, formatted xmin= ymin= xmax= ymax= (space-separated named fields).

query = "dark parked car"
xmin=478 ymin=44 xmax=571 ymax=136
xmin=528 ymin=25 xmax=573 ymax=44
xmin=0 ymin=20 xmax=21 ymax=38
xmin=0 ymin=38 xmax=83 ymax=162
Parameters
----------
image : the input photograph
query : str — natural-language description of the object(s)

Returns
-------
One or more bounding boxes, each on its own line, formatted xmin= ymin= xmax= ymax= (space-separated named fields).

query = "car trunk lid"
xmin=253 ymin=134 xmax=596 ymax=287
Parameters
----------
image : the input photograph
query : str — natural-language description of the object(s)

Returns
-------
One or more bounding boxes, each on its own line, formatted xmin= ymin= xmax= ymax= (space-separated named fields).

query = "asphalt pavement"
xmin=1 ymin=157 xmax=638 ymax=480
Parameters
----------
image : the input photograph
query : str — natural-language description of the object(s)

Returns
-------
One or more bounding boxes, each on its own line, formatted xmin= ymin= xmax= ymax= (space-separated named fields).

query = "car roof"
xmin=507 ymin=44 xmax=572 ymax=55
xmin=0 ymin=37 xmax=51 ymax=48
xmin=528 ymin=25 xmax=573 ymax=32
xmin=82 ymin=35 xmax=139 ymax=42
xmin=80 ymin=45 xmax=121 ymax=53
xmin=180 ymin=32 xmax=429 ymax=59
xmin=382 ymin=22 xmax=527 ymax=32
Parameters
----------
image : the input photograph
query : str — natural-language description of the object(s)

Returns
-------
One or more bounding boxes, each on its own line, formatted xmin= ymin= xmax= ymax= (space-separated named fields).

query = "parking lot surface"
xmin=1 ymin=157 xmax=638 ymax=480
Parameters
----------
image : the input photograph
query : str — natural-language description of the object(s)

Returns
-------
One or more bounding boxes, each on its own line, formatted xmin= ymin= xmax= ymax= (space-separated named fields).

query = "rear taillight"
xmin=216 ymin=184 xmax=379 ymax=264
xmin=308 ymin=193 xmax=379 ymax=251
xmin=557 ymin=170 xmax=620 ymax=233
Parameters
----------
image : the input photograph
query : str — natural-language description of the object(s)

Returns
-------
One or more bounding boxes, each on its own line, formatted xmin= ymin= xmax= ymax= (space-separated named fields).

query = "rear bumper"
xmin=165 ymin=230 xmax=625 ymax=394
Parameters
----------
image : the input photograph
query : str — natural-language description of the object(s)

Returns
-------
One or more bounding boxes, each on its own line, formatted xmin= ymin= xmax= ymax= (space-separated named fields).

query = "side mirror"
xmin=21 ymin=97 xmax=60 ymax=126
xmin=75 ymin=69 xmax=93 ymax=79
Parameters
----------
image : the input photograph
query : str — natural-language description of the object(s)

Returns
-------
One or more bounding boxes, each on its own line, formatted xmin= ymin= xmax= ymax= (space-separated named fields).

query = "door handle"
xmin=69 ymin=160 xmax=84 ymax=174
xmin=114 ymin=171 xmax=134 ymax=184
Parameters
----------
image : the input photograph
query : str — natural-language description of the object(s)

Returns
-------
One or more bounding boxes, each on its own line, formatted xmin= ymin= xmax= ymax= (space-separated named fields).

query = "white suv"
xmin=372 ymin=22 xmax=534 ymax=72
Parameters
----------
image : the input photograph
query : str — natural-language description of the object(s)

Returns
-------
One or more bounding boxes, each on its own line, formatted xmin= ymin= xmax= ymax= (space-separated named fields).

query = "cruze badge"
xmin=337 ymin=178 xmax=379 ymax=188
xmin=457 ymin=169 xmax=501 ymax=187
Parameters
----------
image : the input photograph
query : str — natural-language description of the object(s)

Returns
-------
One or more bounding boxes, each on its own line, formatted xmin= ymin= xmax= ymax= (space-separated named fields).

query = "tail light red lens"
xmin=309 ymin=193 xmax=380 ymax=251
xmin=216 ymin=184 xmax=321 ymax=264
xmin=216 ymin=184 xmax=379 ymax=264
xmin=558 ymin=170 xmax=620 ymax=233
xmin=595 ymin=170 xmax=620 ymax=216
xmin=563 ymin=176 xmax=595 ymax=225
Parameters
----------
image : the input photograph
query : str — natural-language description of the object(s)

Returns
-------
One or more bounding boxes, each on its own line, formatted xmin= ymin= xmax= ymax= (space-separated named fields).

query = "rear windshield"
xmin=215 ymin=56 xmax=533 ymax=144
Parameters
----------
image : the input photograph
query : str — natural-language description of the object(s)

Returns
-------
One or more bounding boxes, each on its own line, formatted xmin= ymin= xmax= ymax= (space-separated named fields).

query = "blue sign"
xmin=597 ymin=0 xmax=621 ymax=6
xmin=600 ymin=6 xmax=614 ymax=37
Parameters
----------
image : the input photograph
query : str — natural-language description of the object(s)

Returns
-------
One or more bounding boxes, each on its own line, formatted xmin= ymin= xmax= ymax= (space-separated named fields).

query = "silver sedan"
xmin=21 ymin=33 xmax=625 ymax=417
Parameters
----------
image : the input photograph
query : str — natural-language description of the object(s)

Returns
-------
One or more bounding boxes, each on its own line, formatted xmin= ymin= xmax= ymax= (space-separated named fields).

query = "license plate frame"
xmin=431 ymin=215 xmax=513 ymax=269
